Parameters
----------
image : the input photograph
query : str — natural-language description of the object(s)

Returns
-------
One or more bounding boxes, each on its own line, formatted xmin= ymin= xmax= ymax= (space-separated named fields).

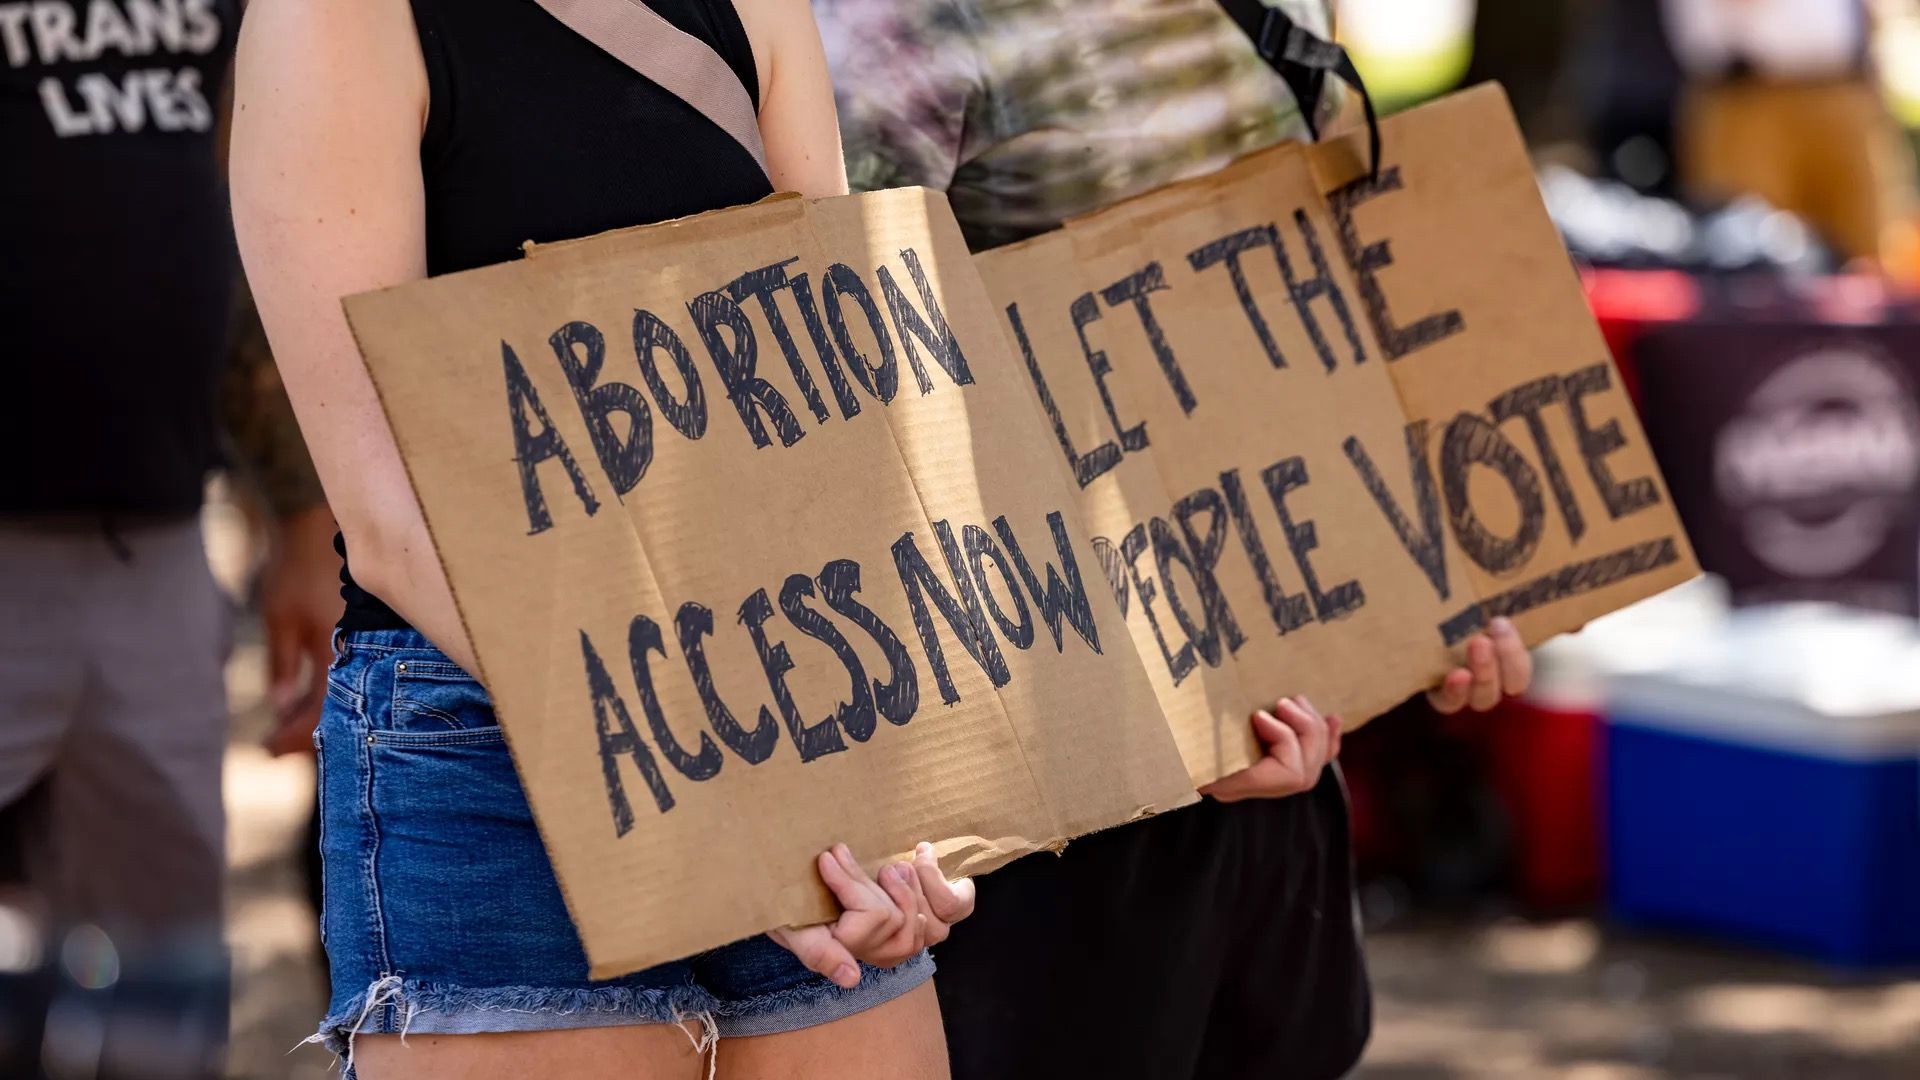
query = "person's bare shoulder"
xmin=234 ymin=0 xmax=427 ymax=137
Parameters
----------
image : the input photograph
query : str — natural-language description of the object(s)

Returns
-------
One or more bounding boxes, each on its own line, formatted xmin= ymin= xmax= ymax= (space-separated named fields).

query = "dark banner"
xmin=1636 ymin=307 xmax=1920 ymax=615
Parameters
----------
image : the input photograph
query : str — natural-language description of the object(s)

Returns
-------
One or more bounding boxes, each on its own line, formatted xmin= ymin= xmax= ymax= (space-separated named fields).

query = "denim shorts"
xmin=312 ymin=628 xmax=932 ymax=1067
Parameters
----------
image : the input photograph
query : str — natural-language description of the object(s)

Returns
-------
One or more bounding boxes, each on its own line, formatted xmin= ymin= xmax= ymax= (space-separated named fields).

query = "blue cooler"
xmin=1603 ymin=609 xmax=1920 ymax=967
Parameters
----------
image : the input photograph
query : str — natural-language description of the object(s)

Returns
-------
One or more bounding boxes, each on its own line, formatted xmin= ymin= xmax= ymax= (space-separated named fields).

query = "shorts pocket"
xmin=368 ymin=726 xmax=508 ymax=749
xmin=390 ymin=660 xmax=500 ymax=736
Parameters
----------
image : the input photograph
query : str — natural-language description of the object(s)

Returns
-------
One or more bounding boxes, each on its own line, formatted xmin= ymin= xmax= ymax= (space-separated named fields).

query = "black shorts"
xmin=934 ymin=768 xmax=1370 ymax=1080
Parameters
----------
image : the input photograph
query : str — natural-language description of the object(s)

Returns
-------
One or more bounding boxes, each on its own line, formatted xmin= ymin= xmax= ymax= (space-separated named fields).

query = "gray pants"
xmin=0 ymin=516 xmax=230 ymax=1079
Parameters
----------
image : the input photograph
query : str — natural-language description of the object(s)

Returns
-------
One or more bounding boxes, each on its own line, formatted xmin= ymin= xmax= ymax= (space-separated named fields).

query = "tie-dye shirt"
xmin=815 ymin=0 xmax=1338 ymax=251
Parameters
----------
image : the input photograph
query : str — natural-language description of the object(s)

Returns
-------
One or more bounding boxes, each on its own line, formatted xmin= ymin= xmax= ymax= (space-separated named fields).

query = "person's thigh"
xmin=716 ymin=980 xmax=947 ymax=1080
xmin=63 ymin=518 xmax=228 ymax=931
xmin=39 ymin=519 xmax=230 ymax=1080
xmin=0 ymin=525 xmax=85 ymax=812
xmin=351 ymin=1022 xmax=708 ymax=1080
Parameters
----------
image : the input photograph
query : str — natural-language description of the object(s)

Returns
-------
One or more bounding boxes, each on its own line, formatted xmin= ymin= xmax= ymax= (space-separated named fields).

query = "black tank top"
xmin=338 ymin=0 xmax=774 ymax=630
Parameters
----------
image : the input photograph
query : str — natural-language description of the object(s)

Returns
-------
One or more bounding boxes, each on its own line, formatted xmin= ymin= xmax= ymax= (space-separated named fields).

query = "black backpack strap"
xmin=1215 ymin=0 xmax=1382 ymax=182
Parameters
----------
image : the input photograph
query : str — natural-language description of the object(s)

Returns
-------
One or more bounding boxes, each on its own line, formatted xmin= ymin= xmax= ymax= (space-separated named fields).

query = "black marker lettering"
xmin=1074 ymin=291 xmax=1149 ymax=457
xmin=1261 ymin=457 xmax=1366 ymax=621
xmin=689 ymin=290 xmax=806 ymax=449
xmin=1344 ymin=422 xmax=1451 ymax=601
xmin=1091 ymin=535 xmax=1130 ymax=617
xmin=632 ymin=310 xmax=709 ymax=440
xmin=892 ymin=522 xmax=1013 ymax=705
xmin=1187 ymin=225 xmax=1290 ymax=370
xmin=818 ymin=559 xmax=918 ymax=725
xmin=821 ymin=264 xmax=899 ymax=404
xmin=993 ymin=511 xmax=1102 ymax=654
xmin=1151 ymin=516 xmax=1222 ymax=667
xmin=879 ymin=247 xmax=974 ymax=395
xmin=1440 ymin=538 xmax=1681 ymax=645
xmin=1563 ymin=363 xmax=1660 ymax=518
xmin=779 ymin=574 xmax=878 ymax=744
xmin=1440 ymin=411 xmax=1546 ymax=574
xmin=503 ymin=341 xmax=599 ymax=535
xmin=963 ymin=524 xmax=1035 ymax=650
xmin=1007 ymin=301 xmax=1122 ymax=487
xmin=740 ymin=587 xmax=845 ymax=763
xmin=785 ymin=271 xmax=863 ymax=419
xmin=1101 ymin=262 xmax=1197 ymax=414
xmin=1328 ymin=166 xmax=1466 ymax=361
xmin=580 ymin=628 xmax=674 ymax=834
xmin=550 ymin=320 xmax=653 ymax=496
xmin=728 ymin=258 xmax=831 ymax=425
xmin=1276 ymin=209 xmax=1367 ymax=371
xmin=627 ymin=615 xmax=721 ymax=780
xmin=675 ymin=602 xmax=777 ymax=765
xmin=1219 ymin=468 xmax=1312 ymax=634
xmin=1490 ymin=376 xmax=1584 ymax=541
xmin=1172 ymin=488 xmax=1248 ymax=655
xmin=1121 ymin=522 xmax=1194 ymax=684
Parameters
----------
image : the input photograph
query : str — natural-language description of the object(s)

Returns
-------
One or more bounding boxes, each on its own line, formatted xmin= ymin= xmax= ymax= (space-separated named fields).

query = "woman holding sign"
xmin=232 ymin=0 xmax=970 ymax=1076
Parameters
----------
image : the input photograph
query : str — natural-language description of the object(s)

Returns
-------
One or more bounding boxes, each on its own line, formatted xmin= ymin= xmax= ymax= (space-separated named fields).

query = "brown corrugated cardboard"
xmin=343 ymin=84 xmax=1696 ymax=976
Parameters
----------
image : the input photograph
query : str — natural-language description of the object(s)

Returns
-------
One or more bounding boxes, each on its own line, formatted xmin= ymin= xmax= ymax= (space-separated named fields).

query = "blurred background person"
xmin=1666 ymin=0 xmax=1917 ymax=264
xmin=0 ymin=1 xmax=339 ymax=1075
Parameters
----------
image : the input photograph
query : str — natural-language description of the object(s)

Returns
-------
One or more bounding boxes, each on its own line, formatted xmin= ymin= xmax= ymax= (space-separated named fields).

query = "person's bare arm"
xmin=231 ymin=0 xmax=479 ymax=674
xmin=737 ymin=0 xmax=850 ymax=198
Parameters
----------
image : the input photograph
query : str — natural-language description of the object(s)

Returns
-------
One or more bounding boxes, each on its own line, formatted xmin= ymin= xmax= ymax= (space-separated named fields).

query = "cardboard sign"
xmin=978 ymin=84 xmax=1698 ymax=782
xmin=343 ymin=83 xmax=1696 ymax=976
xmin=345 ymin=191 xmax=1199 ymax=977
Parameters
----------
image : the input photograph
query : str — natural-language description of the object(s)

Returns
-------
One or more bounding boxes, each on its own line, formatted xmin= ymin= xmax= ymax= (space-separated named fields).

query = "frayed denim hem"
xmin=305 ymin=951 xmax=934 ymax=1075
xmin=306 ymin=973 xmax=718 ymax=1075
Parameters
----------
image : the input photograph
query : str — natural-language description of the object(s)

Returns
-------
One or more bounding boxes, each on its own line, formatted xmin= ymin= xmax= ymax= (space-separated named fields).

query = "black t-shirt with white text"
xmin=1 ymin=0 xmax=239 ymax=516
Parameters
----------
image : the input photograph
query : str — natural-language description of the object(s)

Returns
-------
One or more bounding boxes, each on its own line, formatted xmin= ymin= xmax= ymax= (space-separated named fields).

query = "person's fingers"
xmin=817 ymin=846 xmax=885 ymax=914
xmin=869 ymin=864 xmax=924 ymax=961
xmin=1466 ymin=634 xmax=1501 ymax=711
xmin=822 ymin=846 xmax=906 ymax=954
xmin=1276 ymin=697 xmax=1328 ymax=770
xmin=1427 ymin=667 xmax=1472 ymax=714
xmin=1202 ymin=757 xmax=1305 ymax=801
xmin=1256 ymin=709 xmax=1305 ymax=777
xmin=912 ymin=843 xmax=976 ymax=926
xmin=898 ymin=856 xmax=945 ymax=946
xmin=816 ymin=847 xmax=859 ymax=903
xmin=899 ymin=873 xmax=928 ymax=955
xmin=1489 ymin=616 xmax=1532 ymax=697
xmin=1197 ymin=771 xmax=1257 ymax=802
xmin=1328 ymin=713 xmax=1345 ymax=760
xmin=769 ymin=925 xmax=862 ymax=989
xmin=877 ymin=861 xmax=918 ymax=923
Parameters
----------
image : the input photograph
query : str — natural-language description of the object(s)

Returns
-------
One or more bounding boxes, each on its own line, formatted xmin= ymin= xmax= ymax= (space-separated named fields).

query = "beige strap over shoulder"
xmin=531 ymin=0 xmax=770 ymax=178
